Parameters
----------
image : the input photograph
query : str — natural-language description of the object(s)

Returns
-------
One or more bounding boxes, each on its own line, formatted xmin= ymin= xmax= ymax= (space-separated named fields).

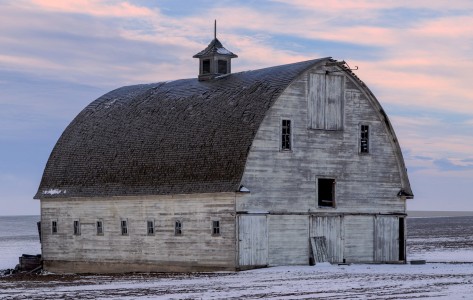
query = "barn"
xmin=35 ymin=32 xmax=413 ymax=273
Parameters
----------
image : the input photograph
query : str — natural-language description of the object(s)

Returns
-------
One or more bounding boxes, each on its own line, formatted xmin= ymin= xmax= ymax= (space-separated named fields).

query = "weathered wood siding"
xmin=343 ymin=215 xmax=374 ymax=262
xmin=238 ymin=63 xmax=406 ymax=215
xmin=310 ymin=216 xmax=343 ymax=263
xmin=41 ymin=193 xmax=236 ymax=273
xmin=268 ymin=215 xmax=309 ymax=266
xmin=374 ymin=215 xmax=400 ymax=262
xmin=238 ymin=215 xmax=268 ymax=268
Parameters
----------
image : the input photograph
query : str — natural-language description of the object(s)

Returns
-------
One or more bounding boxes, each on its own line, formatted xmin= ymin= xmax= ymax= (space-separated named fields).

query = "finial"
xmin=214 ymin=19 xmax=217 ymax=40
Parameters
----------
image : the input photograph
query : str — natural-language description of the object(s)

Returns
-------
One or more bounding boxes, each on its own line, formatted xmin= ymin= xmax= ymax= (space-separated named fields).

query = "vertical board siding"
xmin=374 ymin=216 xmax=399 ymax=262
xmin=311 ymin=216 xmax=343 ymax=263
xmin=41 ymin=193 xmax=236 ymax=272
xmin=238 ymin=215 xmax=268 ymax=267
xmin=268 ymin=215 xmax=309 ymax=266
xmin=343 ymin=215 xmax=374 ymax=262
xmin=325 ymin=75 xmax=344 ymax=130
xmin=308 ymin=73 xmax=325 ymax=129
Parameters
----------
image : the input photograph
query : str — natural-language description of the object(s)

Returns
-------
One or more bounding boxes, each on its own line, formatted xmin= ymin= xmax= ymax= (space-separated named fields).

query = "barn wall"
xmin=41 ymin=193 xmax=236 ymax=273
xmin=238 ymin=64 xmax=406 ymax=215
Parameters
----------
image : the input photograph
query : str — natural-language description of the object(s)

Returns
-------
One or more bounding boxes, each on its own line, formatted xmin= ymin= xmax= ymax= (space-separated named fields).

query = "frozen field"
xmin=1 ymin=216 xmax=473 ymax=299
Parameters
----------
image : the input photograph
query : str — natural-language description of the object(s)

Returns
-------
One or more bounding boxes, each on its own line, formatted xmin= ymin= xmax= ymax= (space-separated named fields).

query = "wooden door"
xmin=238 ymin=215 xmax=268 ymax=268
xmin=374 ymin=216 xmax=400 ymax=262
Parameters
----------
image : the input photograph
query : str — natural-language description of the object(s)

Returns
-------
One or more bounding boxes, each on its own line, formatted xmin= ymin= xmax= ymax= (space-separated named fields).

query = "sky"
xmin=1 ymin=0 xmax=472 ymax=215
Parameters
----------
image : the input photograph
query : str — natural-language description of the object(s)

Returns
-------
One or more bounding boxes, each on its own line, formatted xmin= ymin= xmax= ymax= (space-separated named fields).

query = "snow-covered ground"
xmin=1 ymin=263 xmax=473 ymax=299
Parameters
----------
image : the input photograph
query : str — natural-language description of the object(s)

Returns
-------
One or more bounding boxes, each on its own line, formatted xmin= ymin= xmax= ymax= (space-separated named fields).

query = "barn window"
xmin=202 ymin=59 xmax=210 ymax=74
xmin=147 ymin=220 xmax=155 ymax=235
xmin=51 ymin=220 xmax=58 ymax=234
xmin=308 ymin=74 xmax=344 ymax=130
xmin=218 ymin=60 xmax=228 ymax=74
xmin=360 ymin=125 xmax=369 ymax=153
xmin=121 ymin=219 xmax=128 ymax=235
xmin=281 ymin=119 xmax=292 ymax=151
xmin=96 ymin=220 xmax=103 ymax=235
xmin=175 ymin=220 xmax=182 ymax=236
xmin=212 ymin=220 xmax=220 ymax=236
xmin=318 ymin=178 xmax=335 ymax=207
xmin=73 ymin=220 xmax=81 ymax=235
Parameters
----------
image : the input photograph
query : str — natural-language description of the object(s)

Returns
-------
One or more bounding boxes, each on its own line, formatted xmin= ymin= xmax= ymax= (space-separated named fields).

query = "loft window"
xmin=175 ymin=220 xmax=182 ymax=236
xmin=121 ymin=219 xmax=128 ymax=235
xmin=73 ymin=220 xmax=80 ymax=235
xmin=308 ymin=74 xmax=344 ymax=130
xmin=96 ymin=220 xmax=103 ymax=235
xmin=281 ymin=119 xmax=292 ymax=151
xmin=318 ymin=178 xmax=335 ymax=207
xmin=212 ymin=220 xmax=220 ymax=236
xmin=147 ymin=220 xmax=155 ymax=235
xmin=51 ymin=220 xmax=58 ymax=234
xmin=360 ymin=125 xmax=369 ymax=153
xmin=218 ymin=60 xmax=227 ymax=74
xmin=202 ymin=59 xmax=211 ymax=74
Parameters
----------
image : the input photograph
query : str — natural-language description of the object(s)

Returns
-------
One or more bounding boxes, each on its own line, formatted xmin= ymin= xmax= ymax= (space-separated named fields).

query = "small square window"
xmin=96 ymin=220 xmax=103 ymax=235
xmin=202 ymin=59 xmax=210 ymax=74
xmin=318 ymin=178 xmax=335 ymax=207
xmin=51 ymin=220 xmax=58 ymax=234
xmin=73 ymin=220 xmax=81 ymax=235
xmin=212 ymin=220 xmax=220 ymax=236
xmin=175 ymin=220 xmax=182 ymax=236
xmin=218 ymin=60 xmax=228 ymax=74
xmin=121 ymin=220 xmax=128 ymax=235
xmin=147 ymin=220 xmax=155 ymax=235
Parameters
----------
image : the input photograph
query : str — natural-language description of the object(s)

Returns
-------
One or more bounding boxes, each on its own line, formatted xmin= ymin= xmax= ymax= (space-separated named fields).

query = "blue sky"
xmin=1 ymin=0 xmax=473 ymax=215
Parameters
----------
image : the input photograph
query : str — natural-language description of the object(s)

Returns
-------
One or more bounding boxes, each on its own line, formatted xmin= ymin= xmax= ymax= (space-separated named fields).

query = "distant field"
xmin=407 ymin=210 xmax=473 ymax=217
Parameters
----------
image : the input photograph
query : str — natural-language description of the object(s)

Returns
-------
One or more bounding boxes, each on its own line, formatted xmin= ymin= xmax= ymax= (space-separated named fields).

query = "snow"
xmin=42 ymin=189 xmax=66 ymax=195
xmin=216 ymin=47 xmax=233 ymax=55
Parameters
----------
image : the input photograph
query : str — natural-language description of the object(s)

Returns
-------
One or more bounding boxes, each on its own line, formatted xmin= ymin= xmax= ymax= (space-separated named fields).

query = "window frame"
xmin=360 ymin=124 xmax=370 ymax=154
xmin=202 ymin=59 xmax=211 ymax=74
xmin=73 ymin=220 xmax=81 ymax=236
xmin=212 ymin=220 xmax=221 ymax=236
xmin=174 ymin=220 xmax=182 ymax=236
xmin=317 ymin=178 xmax=336 ymax=208
xmin=51 ymin=220 xmax=58 ymax=234
xmin=147 ymin=219 xmax=155 ymax=236
xmin=281 ymin=118 xmax=292 ymax=151
xmin=121 ymin=219 xmax=128 ymax=236
xmin=96 ymin=219 xmax=104 ymax=236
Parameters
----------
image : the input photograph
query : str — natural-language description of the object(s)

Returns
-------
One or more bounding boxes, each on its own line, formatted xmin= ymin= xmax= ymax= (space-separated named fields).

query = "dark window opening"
xmin=202 ymin=59 xmax=211 ymax=74
xmin=399 ymin=217 xmax=405 ymax=261
xmin=281 ymin=119 xmax=291 ymax=150
xmin=212 ymin=220 xmax=220 ymax=235
xmin=318 ymin=178 xmax=335 ymax=207
xmin=360 ymin=125 xmax=369 ymax=153
xmin=121 ymin=220 xmax=128 ymax=235
xmin=52 ymin=221 xmax=57 ymax=234
xmin=147 ymin=220 xmax=155 ymax=235
xmin=175 ymin=220 xmax=182 ymax=236
xmin=96 ymin=220 xmax=103 ymax=235
xmin=218 ymin=60 xmax=227 ymax=74
xmin=73 ymin=220 xmax=80 ymax=235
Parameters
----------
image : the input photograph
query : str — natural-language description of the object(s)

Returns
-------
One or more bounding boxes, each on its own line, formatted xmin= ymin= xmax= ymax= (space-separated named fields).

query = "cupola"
xmin=193 ymin=20 xmax=238 ymax=81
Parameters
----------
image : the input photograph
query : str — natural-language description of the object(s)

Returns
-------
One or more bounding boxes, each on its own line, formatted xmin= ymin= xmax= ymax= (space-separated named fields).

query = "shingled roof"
xmin=35 ymin=58 xmax=330 ymax=199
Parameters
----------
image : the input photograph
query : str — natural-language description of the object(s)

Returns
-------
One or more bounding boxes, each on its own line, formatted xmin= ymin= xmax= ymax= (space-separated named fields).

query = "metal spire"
xmin=214 ymin=19 xmax=217 ymax=40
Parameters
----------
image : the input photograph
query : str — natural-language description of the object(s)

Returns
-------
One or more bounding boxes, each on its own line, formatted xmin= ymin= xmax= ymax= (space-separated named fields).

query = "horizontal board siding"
xmin=344 ymin=215 xmax=374 ymax=262
xmin=268 ymin=215 xmax=309 ymax=266
xmin=41 ymin=193 xmax=236 ymax=272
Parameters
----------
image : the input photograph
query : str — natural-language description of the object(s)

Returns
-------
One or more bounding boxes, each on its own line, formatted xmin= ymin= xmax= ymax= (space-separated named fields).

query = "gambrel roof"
xmin=35 ymin=58 xmax=330 ymax=199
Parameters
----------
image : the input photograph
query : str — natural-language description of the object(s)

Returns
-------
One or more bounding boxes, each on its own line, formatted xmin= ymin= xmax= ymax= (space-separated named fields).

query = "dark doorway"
xmin=399 ymin=217 xmax=405 ymax=261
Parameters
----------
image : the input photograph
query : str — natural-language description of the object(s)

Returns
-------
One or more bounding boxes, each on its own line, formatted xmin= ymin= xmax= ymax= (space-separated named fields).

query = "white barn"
xmin=35 ymin=33 xmax=413 ymax=273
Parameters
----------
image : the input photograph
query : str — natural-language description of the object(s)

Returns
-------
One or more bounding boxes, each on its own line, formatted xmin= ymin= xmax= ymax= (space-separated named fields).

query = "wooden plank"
xmin=238 ymin=215 xmax=268 ymax=267
xmin=310 ymin=237 xmax=328 ymax=263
